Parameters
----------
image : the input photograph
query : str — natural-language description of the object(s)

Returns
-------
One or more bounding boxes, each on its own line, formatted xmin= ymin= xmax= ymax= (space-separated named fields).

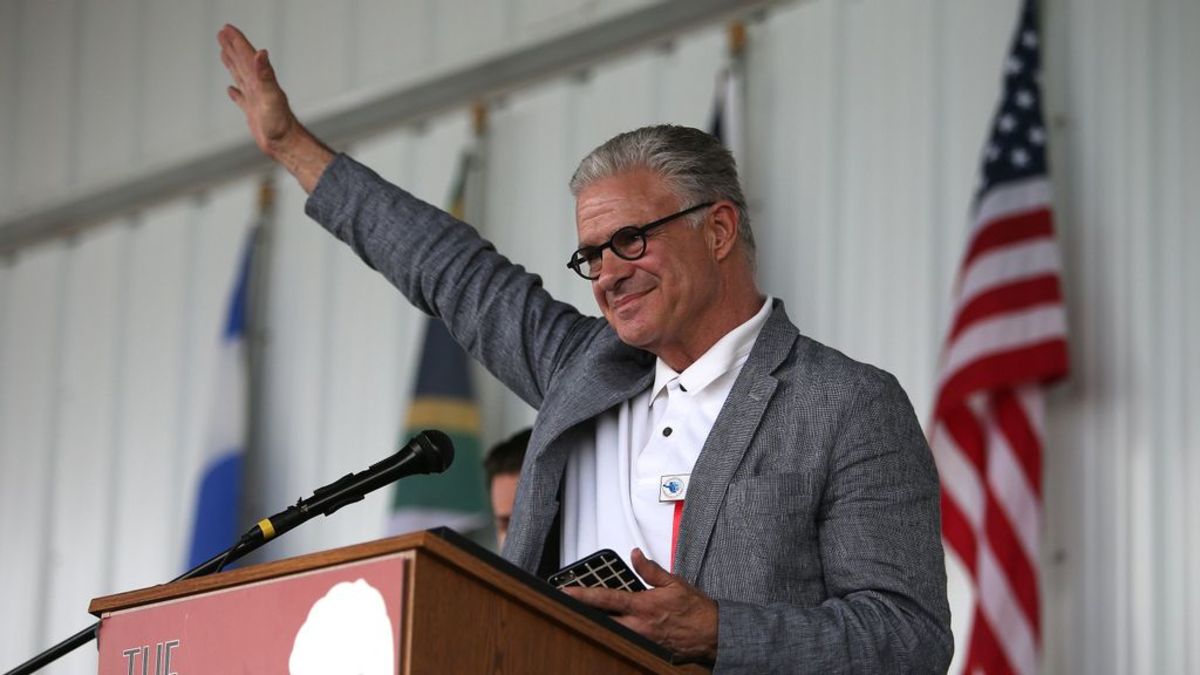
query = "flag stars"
xmin=1028 ymin=126 xmax=1046 ymax=145
xmin=1022 ymin=30 xmax=1039 ymax=48
xmin=985 ymin=144 xmax=1001 ymax=162
xmin=997 ymin=114 xmax=1018 ymax=133
xmin=1015 ymin=90 xmax=1035 ymax=109
xmin=1005 ymin=56 xmax=1024 ymax=75
xmin=1011 ymin=147 xmax=1031 ymax=168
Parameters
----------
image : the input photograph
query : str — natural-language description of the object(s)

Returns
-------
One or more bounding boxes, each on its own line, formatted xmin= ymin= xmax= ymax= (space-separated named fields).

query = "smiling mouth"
xmin=610 ymin=288 xmax=653 ymax=311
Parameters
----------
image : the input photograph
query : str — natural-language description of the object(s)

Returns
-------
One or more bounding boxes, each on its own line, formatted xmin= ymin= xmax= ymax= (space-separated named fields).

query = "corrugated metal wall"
xmin=0 ymin=185 xmax=260 ymax=673
xmin=1 ymin=0 xmax=1197 ymax=673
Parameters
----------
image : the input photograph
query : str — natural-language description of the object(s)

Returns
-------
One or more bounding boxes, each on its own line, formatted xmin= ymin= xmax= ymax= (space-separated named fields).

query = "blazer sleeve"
xmin=304 ymin=154 xmax=597 ymax=409
xmin=713 ymin=372 xmax=953 ymax=674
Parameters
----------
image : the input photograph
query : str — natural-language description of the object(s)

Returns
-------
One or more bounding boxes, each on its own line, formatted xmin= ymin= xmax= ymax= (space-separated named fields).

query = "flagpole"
xmin=727 ymin=20 xmax=746 ymax=59
xmin=242 ymin=175 xmax=275 ymax=565
xmin=467 ymin=101 xmax=490 ymax=230
xmin=723 ymin=21 xmax=748 ymax=185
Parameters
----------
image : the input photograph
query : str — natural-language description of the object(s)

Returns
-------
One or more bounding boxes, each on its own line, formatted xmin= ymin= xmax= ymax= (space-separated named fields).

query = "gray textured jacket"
xmin=307 ymin=155 xmax=953 ymax=673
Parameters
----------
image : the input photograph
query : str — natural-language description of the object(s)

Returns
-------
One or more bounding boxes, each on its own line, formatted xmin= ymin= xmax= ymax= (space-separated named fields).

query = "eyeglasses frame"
xmin=566 ymin=201 xmax=716 ymax=280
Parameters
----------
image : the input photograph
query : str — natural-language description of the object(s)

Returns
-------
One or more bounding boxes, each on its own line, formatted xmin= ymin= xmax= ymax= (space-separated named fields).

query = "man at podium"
xmin=218 ymin=25 xmax=952 ymax=673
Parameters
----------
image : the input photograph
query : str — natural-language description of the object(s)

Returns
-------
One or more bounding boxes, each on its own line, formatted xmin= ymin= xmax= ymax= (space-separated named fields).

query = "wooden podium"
xmin=89 ymin=529 xmax=707 ymax=673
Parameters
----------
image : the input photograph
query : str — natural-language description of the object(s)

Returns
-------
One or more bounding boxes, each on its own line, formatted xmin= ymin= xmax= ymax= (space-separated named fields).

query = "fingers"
xmin=219 ymin=45 xmax=243 ymax=89
xmin=219 ymin=24 xmax=258 ymax=62
xmin=561 ymin=585 xmax=636 ymax=615
xmin=630 ymin=548 xmax=674 ymax=588
xmin=218 ymin=24 xmax=265 ymax=90
xmin=218 ymin=32 xmax=250 ymax=90
xmin=255 ymin=49 xmax=277 ymax=83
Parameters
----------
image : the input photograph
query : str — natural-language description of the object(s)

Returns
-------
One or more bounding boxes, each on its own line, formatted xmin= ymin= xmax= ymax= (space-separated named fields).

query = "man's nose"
xmin=595 ymin=249 xmax=634 ymax=289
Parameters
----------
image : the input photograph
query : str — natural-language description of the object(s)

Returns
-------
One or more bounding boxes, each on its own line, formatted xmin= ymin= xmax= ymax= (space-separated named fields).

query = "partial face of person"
xmin=574 ymin=170 xmax=720 ymax=357
xmin=490 ymin=472 xmax=519 ymax=548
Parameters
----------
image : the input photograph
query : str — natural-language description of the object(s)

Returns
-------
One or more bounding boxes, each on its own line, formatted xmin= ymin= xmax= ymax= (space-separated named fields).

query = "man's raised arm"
xmin=218 ymin=24 xmax=333 ymax=193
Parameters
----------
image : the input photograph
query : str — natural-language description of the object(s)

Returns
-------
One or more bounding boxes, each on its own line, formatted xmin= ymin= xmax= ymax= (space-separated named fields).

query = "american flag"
xmin=930 ymin=1 xmax=1069 ymax=674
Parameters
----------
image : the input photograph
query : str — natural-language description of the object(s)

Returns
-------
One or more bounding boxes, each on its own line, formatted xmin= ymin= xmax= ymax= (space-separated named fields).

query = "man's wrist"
xmin=271 ymin=121 xmax=335 ymax=194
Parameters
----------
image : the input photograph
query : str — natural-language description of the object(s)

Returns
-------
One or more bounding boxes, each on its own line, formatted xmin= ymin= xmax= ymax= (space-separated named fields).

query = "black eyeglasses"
xmin=566 ymin=202 xmax=714 ymax=280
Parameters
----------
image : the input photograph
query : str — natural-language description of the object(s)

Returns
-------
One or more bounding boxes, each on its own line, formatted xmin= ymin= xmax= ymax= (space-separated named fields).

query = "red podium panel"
xmin=96 ymin=554 xmax=406 ymax=674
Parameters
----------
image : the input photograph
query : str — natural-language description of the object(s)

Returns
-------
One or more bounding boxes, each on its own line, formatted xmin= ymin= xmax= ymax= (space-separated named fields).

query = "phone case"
xmin=546 ymin=549 xmax=647 ymax=592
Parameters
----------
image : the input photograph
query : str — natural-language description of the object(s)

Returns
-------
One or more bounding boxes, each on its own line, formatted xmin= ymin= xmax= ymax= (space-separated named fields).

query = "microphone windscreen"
xmin=416 ymin=429 xmax=455 ymax=473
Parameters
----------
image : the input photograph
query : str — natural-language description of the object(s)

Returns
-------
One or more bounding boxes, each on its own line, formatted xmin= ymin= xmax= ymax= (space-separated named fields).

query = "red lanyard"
xmin=669 ymin=500 xmax=685 ymax=573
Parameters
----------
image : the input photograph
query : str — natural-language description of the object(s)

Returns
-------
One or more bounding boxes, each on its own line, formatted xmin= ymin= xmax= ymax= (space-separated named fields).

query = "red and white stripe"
xmin=932 ymin=176 xmax=1069 ymax=675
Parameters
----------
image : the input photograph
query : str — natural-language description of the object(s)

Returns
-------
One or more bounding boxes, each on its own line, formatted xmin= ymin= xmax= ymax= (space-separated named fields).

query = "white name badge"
xmin=659 ymin=474 xmax=690 ymax=502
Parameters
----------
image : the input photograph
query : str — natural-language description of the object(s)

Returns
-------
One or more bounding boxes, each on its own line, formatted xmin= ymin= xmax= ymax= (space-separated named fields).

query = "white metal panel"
xmin=1049 ymin=0 xmax=1112 ymax=672
xmin=653 ymin=25 xmax=724 ymax=129
xmin=429 ymin=0 xmax=508 ymax=71
xmin=141 ymin=2 xmax=210 ymax=167
xmin=14 ymin=0 xmax=76 ymax=210
xmin=403 ymin=114 xmax=471 ymax=208
xmin=749 ymin=0 xmax=838 ymax=347
xmin=353 ymin=0 xmax=435 ymax=93
xmin=256 ymin=172 xmax=333 ymax=561
xmin=1174 ymin=7 xmax=1200 ymax=675
xmin=0 ymin=243 xmax=65 ymax=666
xmin=514 ymin=0 xmax=595 ymax=42
xmin=107 ymin=206 xmax=191 ymax=593
xmin=75 ymin=0 xmax=139 ymax=186
xmin=1040 ymin=0 xmax=1200 ymax=673
xmin=278 ymin=0 xmax=353 ymax=116
xmin=1142 ymin=0 xmax=1189 ymax=659
xmin=0 ymin=1 xmax=18 ymax=216
xmin=571 ymin=54 xmax=657 ymax=158
xmin=1068 ymin=1 xmax=1138 ymax=673
xmin=1182 ymin=0 xmax=1200 ymax=665
xmin=40 ymin=225 xmax=125 ymax=675
xmin=601 ymin=0 xmax=659 ymax=15
xmin=487 ymin=84 xmax=577 ymax=302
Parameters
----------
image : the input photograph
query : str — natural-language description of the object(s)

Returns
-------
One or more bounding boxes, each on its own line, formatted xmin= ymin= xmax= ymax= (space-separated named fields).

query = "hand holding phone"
xmin=547 ymin=549 xmax=646 ymax=592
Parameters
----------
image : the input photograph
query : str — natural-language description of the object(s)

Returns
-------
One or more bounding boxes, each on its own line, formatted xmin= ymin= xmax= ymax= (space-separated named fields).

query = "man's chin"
xmin=612 ymin=323 xmax=657 ymax=351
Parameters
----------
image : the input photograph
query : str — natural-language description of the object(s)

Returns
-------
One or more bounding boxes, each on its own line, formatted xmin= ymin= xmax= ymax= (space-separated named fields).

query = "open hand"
xmin=563 ymin=548 xmax=718 ymax=663
xmin=218 ymin=24 xmax=298 ymax=158
xmin=217 ymin=24 xmax=332 ymax=192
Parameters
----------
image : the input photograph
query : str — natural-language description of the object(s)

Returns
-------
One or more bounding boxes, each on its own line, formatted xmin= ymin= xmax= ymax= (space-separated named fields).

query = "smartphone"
xmin=547 ymin=549 xmax=647 ymax=592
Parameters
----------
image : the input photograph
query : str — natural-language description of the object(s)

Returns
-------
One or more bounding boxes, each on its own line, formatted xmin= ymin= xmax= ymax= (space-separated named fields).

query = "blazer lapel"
xmin=507 ymin=333 xmax=654 ymax=571
xmin=673 ymin=302 xmax=799 ymax=582
xmin=534 ymin=336 xmax=655 ymax=461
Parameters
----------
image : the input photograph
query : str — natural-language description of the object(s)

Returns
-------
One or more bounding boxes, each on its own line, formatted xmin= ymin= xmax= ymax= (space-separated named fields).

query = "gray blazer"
xmin=307 ymin=155 xmax=953 ymax=673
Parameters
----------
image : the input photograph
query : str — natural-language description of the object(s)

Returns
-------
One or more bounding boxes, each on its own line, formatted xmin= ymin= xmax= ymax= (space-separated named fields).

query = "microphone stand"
xmin=5 ymin=532 xmax=269 ymax=675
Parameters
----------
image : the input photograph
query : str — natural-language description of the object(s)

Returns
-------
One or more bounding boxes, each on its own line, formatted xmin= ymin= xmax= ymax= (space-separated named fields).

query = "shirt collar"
xmin=650 ymin=296 xmax=773 ymax=404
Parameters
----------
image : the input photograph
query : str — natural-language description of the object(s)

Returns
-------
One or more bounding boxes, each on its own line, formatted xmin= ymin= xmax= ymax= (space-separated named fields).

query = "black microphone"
xmin=240 ymin=430 xmax=455 ymax=546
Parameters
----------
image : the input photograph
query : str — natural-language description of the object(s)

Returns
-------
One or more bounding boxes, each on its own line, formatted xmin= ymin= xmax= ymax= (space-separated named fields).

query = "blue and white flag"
xmin=186 ymin=230 xmax=255 ymax=568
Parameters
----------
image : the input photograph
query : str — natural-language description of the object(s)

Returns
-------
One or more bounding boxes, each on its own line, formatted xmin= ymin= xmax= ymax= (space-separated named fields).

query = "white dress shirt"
xmin=561 ymin=296 xmax=773 ymax=571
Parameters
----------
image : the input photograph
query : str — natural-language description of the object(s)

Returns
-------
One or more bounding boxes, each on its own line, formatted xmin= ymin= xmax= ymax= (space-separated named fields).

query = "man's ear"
xmin=707 ymin=201 xmax=740 ymax=262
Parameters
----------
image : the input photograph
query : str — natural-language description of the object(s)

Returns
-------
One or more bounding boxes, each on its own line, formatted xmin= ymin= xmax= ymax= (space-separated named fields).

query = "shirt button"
xmin=663 ymin=427 xmax=673 ymax=437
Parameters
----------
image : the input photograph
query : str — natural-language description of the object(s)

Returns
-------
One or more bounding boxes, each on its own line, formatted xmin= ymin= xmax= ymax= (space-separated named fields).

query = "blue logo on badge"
xmin=664 ymin=478 xmax=684 ymax=495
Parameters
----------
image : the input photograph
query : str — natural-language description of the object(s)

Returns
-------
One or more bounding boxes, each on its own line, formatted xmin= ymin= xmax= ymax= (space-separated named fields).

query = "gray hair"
xmin=569 ymin=125 xmax=755 ymax=263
